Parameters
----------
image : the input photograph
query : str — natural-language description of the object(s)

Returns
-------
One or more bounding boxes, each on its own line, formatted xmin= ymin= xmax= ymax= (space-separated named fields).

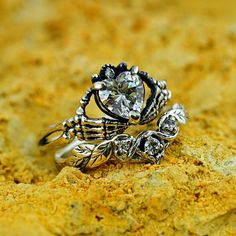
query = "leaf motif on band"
xmin=169 ymin=104 xmax=187 ymax=124
xmin=87 ymin=141 xmax=113 ymax=168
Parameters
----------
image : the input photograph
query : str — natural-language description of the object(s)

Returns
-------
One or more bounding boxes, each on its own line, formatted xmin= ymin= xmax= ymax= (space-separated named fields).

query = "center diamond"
xmin=98 ymin=71 xmax=144 ymax=119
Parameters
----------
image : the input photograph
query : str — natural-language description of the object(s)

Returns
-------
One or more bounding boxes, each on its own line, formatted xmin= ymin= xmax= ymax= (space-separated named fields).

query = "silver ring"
xmin=39 ymin=62 xmax=171 ymax=145
xmin=38 ymin=62 xmax=183 ymax=170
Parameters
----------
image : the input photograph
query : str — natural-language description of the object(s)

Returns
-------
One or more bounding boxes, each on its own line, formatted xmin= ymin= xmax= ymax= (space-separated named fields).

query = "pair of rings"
xmin=39 ymin=62 xmax=187 ymax=171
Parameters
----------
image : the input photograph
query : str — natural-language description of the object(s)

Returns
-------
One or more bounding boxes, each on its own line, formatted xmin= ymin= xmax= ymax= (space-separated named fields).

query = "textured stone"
xmin=0 ymin=0 xmax=236 ymax=236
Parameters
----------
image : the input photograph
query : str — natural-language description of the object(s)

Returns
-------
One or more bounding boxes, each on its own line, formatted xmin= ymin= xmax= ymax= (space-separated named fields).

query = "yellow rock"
xmin=0 ymin=0 xmax=236 ymax=235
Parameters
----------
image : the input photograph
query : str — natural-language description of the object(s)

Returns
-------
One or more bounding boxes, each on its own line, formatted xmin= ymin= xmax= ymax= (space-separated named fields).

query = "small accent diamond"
xmin=105 ymin=67 xmax=115 ymax=79
xmin=144 ymin=136 xmax=163 ymax=156
xmin=160 ymin=117 xmax=178 ymax=135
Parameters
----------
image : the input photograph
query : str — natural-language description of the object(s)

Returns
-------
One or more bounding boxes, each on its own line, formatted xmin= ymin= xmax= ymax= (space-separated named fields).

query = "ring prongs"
xmin=129 ymin=110 xmax=141 ymax=124
xmin=131 ymin=65 xmax=139 ymax=74
xmin=93 ymin=81 xmax=106 ymax=90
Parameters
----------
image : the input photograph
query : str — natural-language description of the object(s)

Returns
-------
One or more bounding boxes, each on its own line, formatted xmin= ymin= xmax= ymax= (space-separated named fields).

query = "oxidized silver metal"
xmin=53 ymin=104 xmax=187 ymax=170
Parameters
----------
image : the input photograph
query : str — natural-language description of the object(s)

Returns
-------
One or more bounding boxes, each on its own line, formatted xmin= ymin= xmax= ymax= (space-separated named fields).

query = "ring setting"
xmin=92 ymin=62 xmax=171 ymax=124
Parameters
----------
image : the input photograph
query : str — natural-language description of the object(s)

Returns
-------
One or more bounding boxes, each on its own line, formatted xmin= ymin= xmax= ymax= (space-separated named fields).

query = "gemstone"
xmin=105 ymin=67 xmax=115 ymax=79
xmin=160 ymin=117 xmax=178 ymax=135
xmin=114 ymin=136 xmax=134 ymax=161
xmin=98 ymin=71 xmax=144 ymax=119
xmin=144 ymin=136 xmax=163 ymax=156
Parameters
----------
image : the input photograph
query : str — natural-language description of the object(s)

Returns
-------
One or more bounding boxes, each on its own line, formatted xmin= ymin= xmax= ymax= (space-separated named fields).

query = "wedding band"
xmin=54 ymin=104 xmax=187 ymax=170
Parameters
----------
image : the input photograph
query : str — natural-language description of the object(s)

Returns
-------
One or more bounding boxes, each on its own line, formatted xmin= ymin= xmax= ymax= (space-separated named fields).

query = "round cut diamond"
xmin=144 ymin=136 xmax=163 ymax=156
xmin=160 ymin=117 xmax=178 ymax=135
xmin=98 ymin=71 xmax=144 ymax=119
xmin=114 ymin=136 xmax=134 ymax=161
